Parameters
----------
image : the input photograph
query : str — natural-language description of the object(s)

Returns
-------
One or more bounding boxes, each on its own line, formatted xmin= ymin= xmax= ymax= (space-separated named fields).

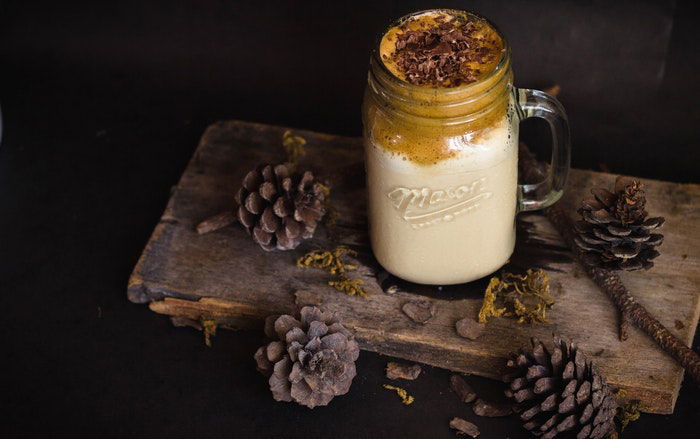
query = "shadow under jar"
xmin=362 ymin=9 xmax=570 ymax=285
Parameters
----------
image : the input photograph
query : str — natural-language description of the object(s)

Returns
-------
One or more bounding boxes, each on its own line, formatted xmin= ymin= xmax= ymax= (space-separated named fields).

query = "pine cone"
xmin=574 ymin=176 xmax=664 ymax=271
xmin=235 ymin=164 xmax=326 ymax=251
xmin=504 ymin=337 xmax=617 ymax=439
xmin=254 ymin=306 xmax=360 ymax=408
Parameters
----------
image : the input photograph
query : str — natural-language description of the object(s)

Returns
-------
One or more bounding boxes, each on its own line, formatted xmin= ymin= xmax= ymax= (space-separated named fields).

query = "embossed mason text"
xmin=386 ymin=177 xmax=492 ymax=228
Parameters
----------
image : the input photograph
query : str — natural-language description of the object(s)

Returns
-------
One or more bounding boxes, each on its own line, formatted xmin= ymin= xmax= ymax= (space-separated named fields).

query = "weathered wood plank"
xmin=128 ymin=119 xmax=700 ymax=414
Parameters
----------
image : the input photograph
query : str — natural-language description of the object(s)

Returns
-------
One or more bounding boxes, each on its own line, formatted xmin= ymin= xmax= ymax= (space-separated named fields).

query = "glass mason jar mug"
xmin=362 ymin=9 xmax=570 ymax=285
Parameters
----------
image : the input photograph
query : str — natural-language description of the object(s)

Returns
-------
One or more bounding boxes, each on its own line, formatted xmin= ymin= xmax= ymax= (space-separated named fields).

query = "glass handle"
xmin=516 ymin=88 xmax=571 ymax=212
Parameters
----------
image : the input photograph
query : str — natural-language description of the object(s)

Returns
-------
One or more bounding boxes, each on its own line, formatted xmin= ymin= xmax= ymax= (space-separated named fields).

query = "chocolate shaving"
xmin=450 ymin=374 xmax=477 ymax=403
xmin=455 ymin=317 xmax=485 ymax=340
xmin=402 ymin=300 xmax=436 ymax=324
xmin=449 ymin=417 xmax=480 ymax=437
xmin=389 ymin=17 xmax=500 ymax=87
xmin=386 ymin=362 xmax=422 ymax=380
xmin=472 ymin=399 xmax=513 ymax=417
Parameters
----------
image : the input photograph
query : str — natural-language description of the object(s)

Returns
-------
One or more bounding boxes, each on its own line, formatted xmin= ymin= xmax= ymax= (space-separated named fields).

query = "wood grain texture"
xmin=128 ymin=120 xmax=700 ymax=414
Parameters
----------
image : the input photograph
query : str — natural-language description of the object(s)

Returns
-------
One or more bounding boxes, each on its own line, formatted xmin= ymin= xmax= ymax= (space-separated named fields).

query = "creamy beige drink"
xmin=364 ymin=10 xmax=516 ymax=284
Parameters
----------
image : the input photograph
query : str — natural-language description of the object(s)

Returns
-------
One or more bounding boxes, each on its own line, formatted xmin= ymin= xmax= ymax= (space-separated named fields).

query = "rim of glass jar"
xmin=368 ymin=9 xmax=512 ymax=125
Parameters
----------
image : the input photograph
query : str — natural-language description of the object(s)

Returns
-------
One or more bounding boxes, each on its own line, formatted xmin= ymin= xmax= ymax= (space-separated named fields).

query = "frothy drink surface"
xmin=365 ymin=10 xmax=516 ymax=284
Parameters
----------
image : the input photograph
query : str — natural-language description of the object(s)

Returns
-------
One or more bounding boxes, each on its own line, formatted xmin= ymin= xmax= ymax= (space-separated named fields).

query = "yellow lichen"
xmin=200 ymin=319 xmax=218 ymax=347
xmin=478 ymin=277 xmax=507 ymax=322
xmin=478 ymin=269 xmax=555 ymax=324
xmin=328 ymin=278 xmax=368 ymax=298
xmin=282 ymin=130 xmax=307 ymax=166
xmin=383 ymin=384 xmax=414 ymax=405
xmin=314 ymin=182 xmax=339 ymax=226
xmin=614 ymin=389 xmax=643 ymax=432
xmin=296 ymin=246 xmax=368 ymax=298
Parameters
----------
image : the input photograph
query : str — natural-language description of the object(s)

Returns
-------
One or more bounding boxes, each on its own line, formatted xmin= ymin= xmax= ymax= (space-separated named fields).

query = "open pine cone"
xmin=254 ymin=306 xmax=359 ymax=408
xmin=574 ymin=176 xmax=664 ymax=271
xmin=236 ymin=163 xmax=326 ymax=251
xmin=504 ymin=337 xmax=617 ymax=439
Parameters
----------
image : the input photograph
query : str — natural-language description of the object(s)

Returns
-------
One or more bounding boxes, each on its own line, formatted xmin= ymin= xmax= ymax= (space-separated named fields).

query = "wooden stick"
xmin=519 ymin=143 xmax=700 ymax=384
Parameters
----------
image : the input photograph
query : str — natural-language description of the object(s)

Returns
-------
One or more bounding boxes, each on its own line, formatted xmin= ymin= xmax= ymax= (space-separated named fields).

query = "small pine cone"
xmin=254 ymin=306 xmax=360 ymax=408
xmin=235 ymin=164 xmax=326 ymax=251
xmin=504 ymin=337 xmax=617 ymax=439
xmin=574 ymin=176 xmax=664 ymax=271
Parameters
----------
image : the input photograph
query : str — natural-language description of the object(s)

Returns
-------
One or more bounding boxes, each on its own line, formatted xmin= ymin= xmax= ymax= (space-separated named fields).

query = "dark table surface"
xmin=1 ymin=1 xmax=698 ymax=437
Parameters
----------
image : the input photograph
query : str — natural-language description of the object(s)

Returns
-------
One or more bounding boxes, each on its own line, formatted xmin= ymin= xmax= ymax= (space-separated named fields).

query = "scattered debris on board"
xmin=455 ymin=317 xmax=485 ymax=340
xmin=402 ymin=299 xmax=436 ymax=324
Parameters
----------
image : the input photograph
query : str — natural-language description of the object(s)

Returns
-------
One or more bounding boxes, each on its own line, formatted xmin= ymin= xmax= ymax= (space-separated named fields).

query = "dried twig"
xmin=519 ymin=143 xmax=700 ymax=384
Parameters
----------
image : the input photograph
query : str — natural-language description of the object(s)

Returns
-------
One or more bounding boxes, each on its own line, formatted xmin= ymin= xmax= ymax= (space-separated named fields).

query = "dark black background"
xmin=1 ymin=0 xmax=698 ymax=438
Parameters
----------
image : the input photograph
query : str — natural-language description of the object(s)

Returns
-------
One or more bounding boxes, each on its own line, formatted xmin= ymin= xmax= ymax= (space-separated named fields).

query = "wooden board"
xmin=127 ymin=119 xmax=700 ymax=414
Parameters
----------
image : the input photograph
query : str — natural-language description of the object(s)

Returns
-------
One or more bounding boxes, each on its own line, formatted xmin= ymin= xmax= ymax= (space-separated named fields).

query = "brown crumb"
xmin=455 ymin=317 xmax=485 ymax=340
xmin=450 ymin=374 xmax=477 ymax=403
xmin=386 ymin=362 xmax=422 ymax=380
xmin=674 ymin=320 xmax=685 ymax=329
xmin=472 ymin=399 xmax=512 ymax=417
xmin=402 ymin=300 xmax=436 ymax=324
xmin=449 ymin=417 xmax=480 ymax=437
xmin=196 ymin=210 xmax=236 ymax=235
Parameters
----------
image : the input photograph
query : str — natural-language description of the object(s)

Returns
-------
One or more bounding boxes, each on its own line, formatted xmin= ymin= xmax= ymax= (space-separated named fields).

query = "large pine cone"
xmin=235 ymin=164 xmax=326 ymax=251
xmin=574 ymin=176 xmax=664 ymax=271
xmin=504 ymin=337 xmax=617 ymax=439
xmin=254 ymin=306 xmax=360 ymax=408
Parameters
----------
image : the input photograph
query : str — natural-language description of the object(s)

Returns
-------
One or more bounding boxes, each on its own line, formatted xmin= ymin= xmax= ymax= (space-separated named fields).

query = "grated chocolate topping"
xmin=385 ymin=16 xmax=502 ymax=87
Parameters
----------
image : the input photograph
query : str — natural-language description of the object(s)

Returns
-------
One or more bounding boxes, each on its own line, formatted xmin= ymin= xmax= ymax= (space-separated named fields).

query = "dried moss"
xmin=478 ymin=269 xmax=554 ymax=324
xmin=383 ymin=384 xmax=414 ymax=405
xmin=328 ymin=278 xmax=367 ymax=298
xmin=282 ymin=130 xmax=307 ymax=166
xmin=314 ymin=182 xmax=339 ymax=227
xmin=613 ymin=389 xmax=643 ymax=432
xmin=296 ymin=246 xmax=368 ymax=298
xmin=200 ymin=318 xmax=218 ymax=347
